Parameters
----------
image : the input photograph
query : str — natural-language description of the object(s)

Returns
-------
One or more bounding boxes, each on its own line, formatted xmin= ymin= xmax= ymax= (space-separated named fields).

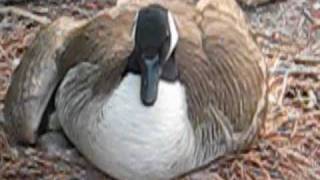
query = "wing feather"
xmin=3 ymin=17 xmax=85 ymax=144
xmin=4 ymin=9 xmax=135 ymax=144
xmin=176 ymin=0 xmax=267 ymax=152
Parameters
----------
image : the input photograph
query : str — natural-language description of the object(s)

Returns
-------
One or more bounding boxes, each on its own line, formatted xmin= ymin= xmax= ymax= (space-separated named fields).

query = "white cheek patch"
xmin=166 ymin=11 xmax=179 ymax=61
xmin=131 ymin=9 xmax=179 ymax=61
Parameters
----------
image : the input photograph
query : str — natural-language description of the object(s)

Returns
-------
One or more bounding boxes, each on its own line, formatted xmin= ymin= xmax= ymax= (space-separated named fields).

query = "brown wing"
xmin=4 ymin=9 xmax=135 ymax=144
xmin=55 ymin=10 xmax=135 ymax=129
xmin=59 ymin=9 xmax=134 ymax=73
xmin=3 ymin=17 xmax=85 ymax=144
xmin=176 ymin=0 xmax=267 ymax=152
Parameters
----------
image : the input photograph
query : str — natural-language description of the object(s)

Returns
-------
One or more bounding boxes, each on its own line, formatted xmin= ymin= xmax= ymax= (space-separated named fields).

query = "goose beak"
xmin=141 ymin=54 xmax=160 ymax=106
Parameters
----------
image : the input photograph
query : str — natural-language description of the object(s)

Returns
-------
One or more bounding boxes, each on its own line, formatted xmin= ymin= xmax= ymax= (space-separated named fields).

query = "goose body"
xmin=3 ymin=0 xmax=268 ymax=179
xmin=58 ymin=70 xmax=195 ymax=179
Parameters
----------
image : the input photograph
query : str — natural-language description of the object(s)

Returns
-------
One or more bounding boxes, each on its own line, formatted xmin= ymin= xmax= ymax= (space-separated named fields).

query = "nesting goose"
xmin=4 ymin=0 xmax=267 ymax=179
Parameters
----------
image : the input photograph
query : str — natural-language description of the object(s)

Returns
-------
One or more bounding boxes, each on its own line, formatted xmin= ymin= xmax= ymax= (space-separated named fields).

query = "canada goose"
xmin=3 ymin=0 xmax=267 ymax=179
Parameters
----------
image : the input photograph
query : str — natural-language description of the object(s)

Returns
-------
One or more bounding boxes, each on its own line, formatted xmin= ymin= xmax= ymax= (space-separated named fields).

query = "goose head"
xmin=127 ymin=4 xmax=179 ymax=106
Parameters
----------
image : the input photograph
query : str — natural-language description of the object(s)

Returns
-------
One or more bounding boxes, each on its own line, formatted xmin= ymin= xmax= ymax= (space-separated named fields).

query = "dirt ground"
xmin=0 ymin=0 xmax=319 ymax=179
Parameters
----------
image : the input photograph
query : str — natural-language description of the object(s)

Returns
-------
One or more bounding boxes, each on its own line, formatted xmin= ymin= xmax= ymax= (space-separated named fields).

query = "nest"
xmin=0 ymin=0 xmax=319 ymax=179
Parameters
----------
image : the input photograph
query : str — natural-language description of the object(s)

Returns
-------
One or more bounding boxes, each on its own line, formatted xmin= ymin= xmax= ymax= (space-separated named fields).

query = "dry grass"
xmin=0 ymin=0 xmax=320 ymax=179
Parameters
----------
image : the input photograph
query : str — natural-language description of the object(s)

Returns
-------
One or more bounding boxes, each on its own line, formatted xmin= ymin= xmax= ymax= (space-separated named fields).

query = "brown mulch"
xmin=0 ymin=0 xmax=320 ymax=179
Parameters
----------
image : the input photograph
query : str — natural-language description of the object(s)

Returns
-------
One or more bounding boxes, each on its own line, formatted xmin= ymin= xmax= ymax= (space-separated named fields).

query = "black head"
xmin=126 ymin=4 xmax=179 ymax=106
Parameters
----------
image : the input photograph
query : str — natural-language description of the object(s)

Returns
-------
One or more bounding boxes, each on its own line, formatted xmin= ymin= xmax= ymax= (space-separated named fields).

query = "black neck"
xmin=124 ymin=50 xmax=179 ymax=82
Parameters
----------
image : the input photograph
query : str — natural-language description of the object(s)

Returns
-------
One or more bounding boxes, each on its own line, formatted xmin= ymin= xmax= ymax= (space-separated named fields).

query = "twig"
xmin=270 ymin=66 xmax=320 ymax=76
xmin=290 ymin=118 xmax=299 ymax=139
xmin=271 ymin=55 xmax=282 ymax=72
xmin=285 ymin=149 xmax=312 ymax=166
xmin=302 ymin=8 xmax=315 ymax=24
xmin=294 ymin=55 xmax=320 ymax=65
xmin=0 ymin=44 xmax=9 ymax=60
xmin=275 ymin=63 xmax=320 ymax=106
xmin=71 ymin=6 xmax=92 ymax=18
xmin=278 ymin=70 xmax=289 ymax=106
xmin=302 ymin=8 xmax=320 ymax=26
xmin=0 ymin=6 xmax=51 ymax=25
